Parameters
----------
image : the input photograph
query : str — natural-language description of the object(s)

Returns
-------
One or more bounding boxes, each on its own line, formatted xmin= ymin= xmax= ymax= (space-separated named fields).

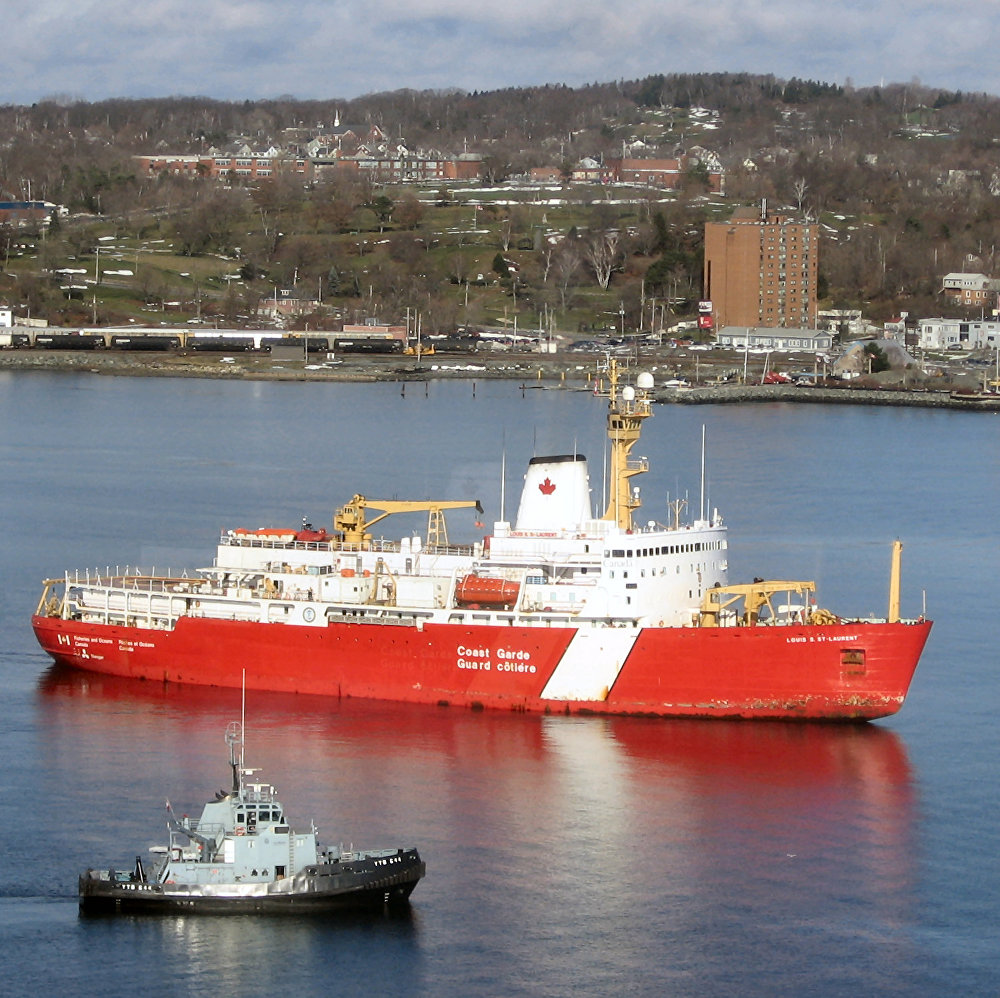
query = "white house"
xmin=715 ymin=326 xmax=833 ymax=351
xmin=917 ymin=317 xmax=1000 ymax=351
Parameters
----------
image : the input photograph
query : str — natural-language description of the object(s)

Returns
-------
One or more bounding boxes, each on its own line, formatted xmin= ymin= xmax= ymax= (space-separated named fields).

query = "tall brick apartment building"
xmin=703 ymin=206 xmax=818 ymax=329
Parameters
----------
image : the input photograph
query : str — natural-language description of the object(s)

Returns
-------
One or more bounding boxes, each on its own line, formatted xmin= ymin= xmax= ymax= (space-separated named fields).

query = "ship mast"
xmin=599 ymin=358 xmax=652 ymax=529
xmin=225 ymin=721 xmax=243 ymax=795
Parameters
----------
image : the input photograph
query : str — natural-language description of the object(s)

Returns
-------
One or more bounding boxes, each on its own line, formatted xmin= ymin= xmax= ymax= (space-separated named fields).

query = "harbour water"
xmin=1 ymin=371 xmax=997 ymax=996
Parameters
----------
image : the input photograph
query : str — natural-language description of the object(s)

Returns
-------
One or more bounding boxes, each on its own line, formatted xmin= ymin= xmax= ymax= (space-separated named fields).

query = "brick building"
xmin=0 ymin=200 xmax=66 ymax=225
xmin=703 ymin=206 xmax=818 ymax=329
xmin=135 ymin=138 xmax=482 ymax=186
xmin=257 ymin=288 xmax=322 ymax=320
xmin=315 ymin=152 xmax=482 ymax=183
xmin=605 ymin=156 xmax=723 ymax=192
xmin=133 ymin=150 xmax=312 ymax=182
xmin=941 ymin=272 xmax=1000 ymax=309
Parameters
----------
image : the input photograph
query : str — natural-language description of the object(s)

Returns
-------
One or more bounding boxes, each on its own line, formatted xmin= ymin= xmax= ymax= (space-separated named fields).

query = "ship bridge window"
xmin=611 ymin=549 xmax=625 ymax=558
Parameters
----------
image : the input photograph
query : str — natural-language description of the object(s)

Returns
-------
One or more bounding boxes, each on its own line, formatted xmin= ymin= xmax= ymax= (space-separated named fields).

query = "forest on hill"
xmin=3 ymin=72 xmax=1000 ymax=335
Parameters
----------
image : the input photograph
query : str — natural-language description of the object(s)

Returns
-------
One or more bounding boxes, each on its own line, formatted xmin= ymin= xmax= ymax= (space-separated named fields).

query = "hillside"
xmin=3 ymin=73 xmax=1000 ymax=336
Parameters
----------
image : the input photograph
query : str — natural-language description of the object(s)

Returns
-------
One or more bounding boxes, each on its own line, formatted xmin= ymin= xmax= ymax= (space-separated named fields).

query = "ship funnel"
xmin=515 ymin=455 xmax=591 ymax=531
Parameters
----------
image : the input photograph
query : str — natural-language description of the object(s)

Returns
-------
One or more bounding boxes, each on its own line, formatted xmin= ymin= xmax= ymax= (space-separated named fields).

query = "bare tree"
xmin=585 ymin=230 xmax=621 ymax=290
xmin=552 ymin=243 xmax=581 ymax=309
xmin=793 ymin=177 xmax=809 ymax=213
xmin=499 ymin=216 xmax=513 ymax=252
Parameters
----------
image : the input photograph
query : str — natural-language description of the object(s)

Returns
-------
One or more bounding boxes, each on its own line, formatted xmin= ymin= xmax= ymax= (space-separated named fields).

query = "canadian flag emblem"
xmin=539 ymin=477 xmax=556 ymax=495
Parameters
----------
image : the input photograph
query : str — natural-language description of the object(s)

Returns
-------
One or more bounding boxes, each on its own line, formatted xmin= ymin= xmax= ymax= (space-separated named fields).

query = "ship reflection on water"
xmin=38 ymin=665 xmax=917 ymax=985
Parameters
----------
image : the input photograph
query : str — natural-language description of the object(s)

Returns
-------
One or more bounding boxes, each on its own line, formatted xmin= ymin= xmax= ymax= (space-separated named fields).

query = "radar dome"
xmin=637 ymin=372 xmax=654 ymax=389
xmin=622 ymin=386 xmax=635 ymax=401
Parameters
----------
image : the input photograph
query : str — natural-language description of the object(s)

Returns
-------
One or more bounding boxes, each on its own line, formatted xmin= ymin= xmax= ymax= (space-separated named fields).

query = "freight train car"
xmin=33 ymin=332 xmax=106 ymax=349
xmin=332 ymin=338 xmax=404 ymax=354
xmin=276 ymin=335 xmax=332 ymax=353
xmin=187 ymin=335 xmax=256 ymax=352
xmin=109 ymin=334 xmax=182 ymax=351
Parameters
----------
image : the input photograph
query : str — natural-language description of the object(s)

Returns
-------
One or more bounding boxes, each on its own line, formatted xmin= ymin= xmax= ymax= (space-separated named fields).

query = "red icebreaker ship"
xmin=33 ymin=362 xmax=931 ymax=720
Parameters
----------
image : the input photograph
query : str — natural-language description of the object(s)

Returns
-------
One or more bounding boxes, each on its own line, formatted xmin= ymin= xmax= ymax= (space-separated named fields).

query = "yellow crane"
xmin=333 ymin=494 xmax=484 ymax=548
xmin=699 ymin=580 xmax=818 ymax=627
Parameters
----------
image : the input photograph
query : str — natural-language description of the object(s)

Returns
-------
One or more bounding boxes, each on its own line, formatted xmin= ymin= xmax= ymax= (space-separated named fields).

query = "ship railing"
xmin=242 ymin=785 xmax=277 ymax=804
xmin=173 ymin=819 xmax=226 ymax=842
xmin=61 ymin=567 xmax=208 ymax=591
xmin=428 ymin=543 xmax=477 ymax=557
xmin=221 ymin=533 xmax=344 ymax=554
xmin=170 ymin=820 xmax=226 ymax=857
xmin=220 ymin=534 xmax=410 ymax=556
xmin=58 ymin=571 xmax=221 ymax=628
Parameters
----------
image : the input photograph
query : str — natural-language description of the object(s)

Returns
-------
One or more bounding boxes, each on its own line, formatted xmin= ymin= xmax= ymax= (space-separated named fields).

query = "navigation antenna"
xmin=225 ymin=721 xmax=244 ymax=795
xmin=226 ymin=670 xmax=246 ymax=796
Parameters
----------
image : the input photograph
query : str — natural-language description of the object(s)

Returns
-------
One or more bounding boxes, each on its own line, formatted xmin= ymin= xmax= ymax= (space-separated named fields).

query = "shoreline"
xmin=1 ymin=349 xmax=995 ymax=411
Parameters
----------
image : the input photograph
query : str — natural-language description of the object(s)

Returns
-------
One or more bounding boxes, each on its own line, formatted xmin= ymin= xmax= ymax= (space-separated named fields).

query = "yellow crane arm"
xmin=334 ymin=494 xmax=484 ymax=547
xmin=699 ymin=580 xmax=816 ymax=627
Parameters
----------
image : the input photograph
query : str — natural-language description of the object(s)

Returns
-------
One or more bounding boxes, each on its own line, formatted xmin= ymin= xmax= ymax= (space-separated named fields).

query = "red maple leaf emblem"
xmin=539 ymin=477 xmax=556 ymax=495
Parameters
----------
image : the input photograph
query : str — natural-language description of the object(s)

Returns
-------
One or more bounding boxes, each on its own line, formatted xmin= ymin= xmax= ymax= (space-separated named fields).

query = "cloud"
xmin=7 ymin=0 xmax=1000 ymax=103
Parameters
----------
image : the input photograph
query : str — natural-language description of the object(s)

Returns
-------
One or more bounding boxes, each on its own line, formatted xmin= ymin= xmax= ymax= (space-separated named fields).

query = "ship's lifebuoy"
xmin=235 ymin=826 xmax=245 ymax=836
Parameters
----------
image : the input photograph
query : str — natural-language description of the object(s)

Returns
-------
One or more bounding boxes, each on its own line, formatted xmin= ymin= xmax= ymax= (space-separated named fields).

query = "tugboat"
xmin=79 ymin=721 xmax=425 ymax=914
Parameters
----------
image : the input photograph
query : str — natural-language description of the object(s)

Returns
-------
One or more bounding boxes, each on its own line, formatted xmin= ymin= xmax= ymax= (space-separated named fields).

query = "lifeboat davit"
xmin=455 ymin=574 xmax=521 ymax=608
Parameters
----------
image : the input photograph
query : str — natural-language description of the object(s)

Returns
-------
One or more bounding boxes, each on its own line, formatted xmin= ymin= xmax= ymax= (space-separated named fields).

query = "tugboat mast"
xmin=225 ymin=721 xmax=243 ymax=796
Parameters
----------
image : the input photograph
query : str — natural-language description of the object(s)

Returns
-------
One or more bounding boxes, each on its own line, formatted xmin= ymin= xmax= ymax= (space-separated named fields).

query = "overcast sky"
xmin=8 ymin=0 xmax=994 ymax=105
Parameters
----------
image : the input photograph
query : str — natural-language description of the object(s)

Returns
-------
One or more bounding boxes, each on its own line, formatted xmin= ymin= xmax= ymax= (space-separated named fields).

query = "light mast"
xmin=600 ymin=358 xmax=653 ymax=529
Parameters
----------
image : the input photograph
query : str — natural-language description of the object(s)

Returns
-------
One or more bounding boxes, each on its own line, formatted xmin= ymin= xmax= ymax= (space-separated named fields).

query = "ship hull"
xmin=80 ymin=852 xmax=425 ymax=915
xmin=33 ymin=613 xmax=932 ymax=721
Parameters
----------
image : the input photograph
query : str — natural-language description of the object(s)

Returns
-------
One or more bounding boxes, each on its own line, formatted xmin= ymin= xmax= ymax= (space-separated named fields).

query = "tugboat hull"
xmin=80 ymin=849 xmax=425 ymax=915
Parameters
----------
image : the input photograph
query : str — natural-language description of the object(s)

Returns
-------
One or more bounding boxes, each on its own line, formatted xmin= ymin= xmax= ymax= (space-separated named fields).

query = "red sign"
xmin=698 ymin=315 xmax=714 ymax=329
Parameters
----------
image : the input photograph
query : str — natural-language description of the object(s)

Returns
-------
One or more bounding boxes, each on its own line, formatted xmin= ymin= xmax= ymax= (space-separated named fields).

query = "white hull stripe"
xmin=540 ymin=628 xmax=639 ymax=701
